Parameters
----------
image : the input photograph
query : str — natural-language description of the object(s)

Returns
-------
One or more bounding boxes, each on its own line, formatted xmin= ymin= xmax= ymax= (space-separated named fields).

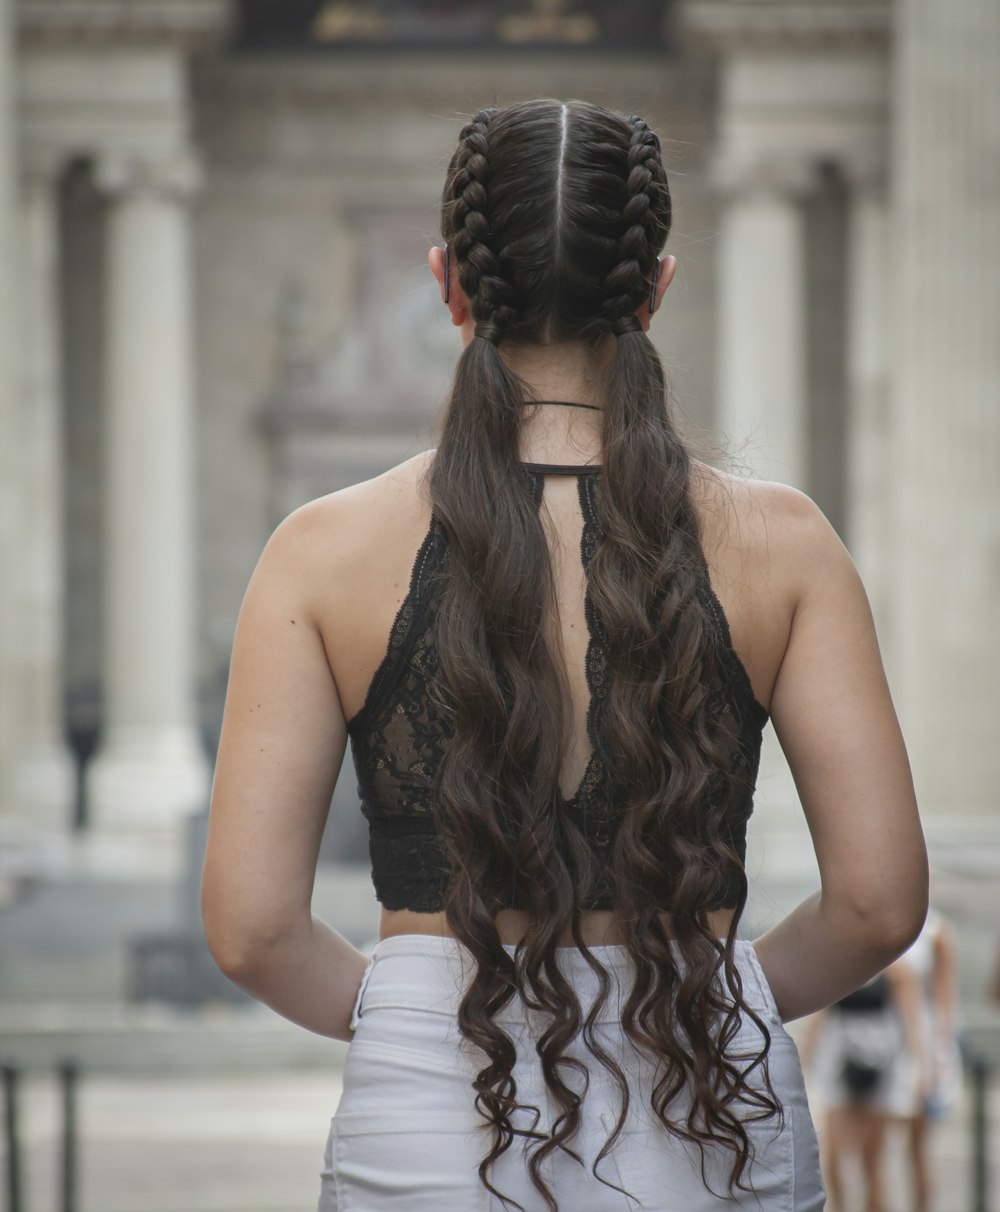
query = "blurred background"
xmin=0 ymin=1 xmax=997 ymax=1209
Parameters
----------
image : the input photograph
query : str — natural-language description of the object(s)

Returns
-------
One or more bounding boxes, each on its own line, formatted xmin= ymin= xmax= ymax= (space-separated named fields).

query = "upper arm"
xmin=202 ymin=497 xmax=348 ymax=971
xmin=766 ymin=485 xmax=928 ymax=946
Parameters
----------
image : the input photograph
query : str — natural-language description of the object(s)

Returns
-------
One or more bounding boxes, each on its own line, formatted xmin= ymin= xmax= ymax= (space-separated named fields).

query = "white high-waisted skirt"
xmin=316 ymin=934 xmax=824 ymax=1211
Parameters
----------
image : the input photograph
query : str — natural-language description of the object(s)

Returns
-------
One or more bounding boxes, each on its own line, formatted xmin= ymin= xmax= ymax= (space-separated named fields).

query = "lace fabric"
xmin=346 ymin=470 xmax=769 ymax=913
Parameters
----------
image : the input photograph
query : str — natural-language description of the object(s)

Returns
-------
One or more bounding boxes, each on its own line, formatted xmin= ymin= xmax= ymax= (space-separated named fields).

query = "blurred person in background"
xmin=889 ymin=906 xmax=961 ymax=1212
xmin=802 ymin=969 xmax=911 ymax=1212
xmin=201 ymin=98 xmax=928 ymax=1210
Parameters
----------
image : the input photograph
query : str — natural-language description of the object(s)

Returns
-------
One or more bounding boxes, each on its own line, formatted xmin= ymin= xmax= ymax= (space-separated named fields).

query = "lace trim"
xmin=346 ymin=515 xmax=444 ymax=737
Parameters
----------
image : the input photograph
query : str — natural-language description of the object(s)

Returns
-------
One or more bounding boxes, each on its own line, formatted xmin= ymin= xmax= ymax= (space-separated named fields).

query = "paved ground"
xmin=6 ymin=1051 xmax=997 ymax=1212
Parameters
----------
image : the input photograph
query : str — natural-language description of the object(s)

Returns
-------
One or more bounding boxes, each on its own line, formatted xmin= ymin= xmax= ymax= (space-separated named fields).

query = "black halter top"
xmin=345 ymin=461 xmax=769 ymax=913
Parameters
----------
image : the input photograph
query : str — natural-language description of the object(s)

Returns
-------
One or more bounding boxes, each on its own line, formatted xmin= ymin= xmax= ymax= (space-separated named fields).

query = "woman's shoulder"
xmin=689 ymin=459 xmax=842 ymax=585
xmin=259 ymin=449 xmax=438 ymax=616
xmin=282 ymin=449 xmax=435 ymax=538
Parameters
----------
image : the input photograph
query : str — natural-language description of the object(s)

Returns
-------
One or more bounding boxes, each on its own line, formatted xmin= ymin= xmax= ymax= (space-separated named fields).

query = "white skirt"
xmin=316 ymin=934 xmax=825 ymax=1211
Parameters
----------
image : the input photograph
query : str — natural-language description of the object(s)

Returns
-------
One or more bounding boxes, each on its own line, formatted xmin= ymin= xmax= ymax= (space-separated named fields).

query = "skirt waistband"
xmin=349 ymin=934 xmax=781 ymax=1033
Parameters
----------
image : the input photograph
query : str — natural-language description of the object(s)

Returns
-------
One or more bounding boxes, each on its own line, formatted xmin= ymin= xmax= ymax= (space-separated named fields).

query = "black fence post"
xmin=2 ymin=1061 xmax=23 ymax=1212
xmin=970 ymin=1051 xmax=989 ymax=1212
xmin=60 ymin=1058 xmax=78 ymax=1212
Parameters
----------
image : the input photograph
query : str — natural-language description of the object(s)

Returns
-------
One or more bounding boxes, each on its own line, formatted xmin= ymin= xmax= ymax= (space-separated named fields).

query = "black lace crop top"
xmin=345 ymin=463 xmax=770 ymax=913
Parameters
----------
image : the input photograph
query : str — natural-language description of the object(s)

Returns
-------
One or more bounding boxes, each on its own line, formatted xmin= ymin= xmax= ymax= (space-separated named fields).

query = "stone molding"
xmin=17 ymin=0 xmax=233 ymax=51
xmin=94 ymin=147 xmax=202 ymax=201
xmin=681 ymin=0 xmax=890 ymax=53
xmin=192 ymin=53 xmax=674 ymax=112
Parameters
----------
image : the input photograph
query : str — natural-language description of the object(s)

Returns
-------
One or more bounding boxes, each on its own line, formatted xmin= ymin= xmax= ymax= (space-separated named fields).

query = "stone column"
xmin=84 ymin=151 xmax=210 ymax=866
xmin=715 ymin=162 xmax=813 ymax=489
xmin=13 ymin=148 xmax=77 ymax=829
xmin=0 ymin=0 xmax=18 ymax=819
xmin=843 ymin=162 xmax=890 ymax=637
xmin=886 ymin=0 xmax=1000 ymax=820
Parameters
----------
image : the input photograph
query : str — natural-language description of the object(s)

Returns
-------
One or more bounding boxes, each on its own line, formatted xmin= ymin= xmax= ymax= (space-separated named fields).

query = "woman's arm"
xmin=887 ymin=959 xmax=931 ymax=1099
xmin=201 ymin=496 xmax=369 ymax=1042
xmin=751 ymin=484 xmax=929 ymax=1023
xmin=931 ymin=918 xmax=959 ymax=1041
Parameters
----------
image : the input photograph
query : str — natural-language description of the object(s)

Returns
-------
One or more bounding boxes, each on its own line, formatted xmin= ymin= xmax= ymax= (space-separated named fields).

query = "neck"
xmin=500 ymin=336 xmax=612 ymax=465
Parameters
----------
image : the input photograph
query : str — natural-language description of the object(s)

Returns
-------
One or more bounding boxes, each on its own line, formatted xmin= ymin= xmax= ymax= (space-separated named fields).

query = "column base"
xmin=85 ymin=723 xmax=211 ymax=834
xmin=13 ymin=737 xmax=76 ymax=831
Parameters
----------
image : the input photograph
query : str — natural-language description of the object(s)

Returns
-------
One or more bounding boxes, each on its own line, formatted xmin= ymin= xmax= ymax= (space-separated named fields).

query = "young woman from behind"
xmin=202 ymin=98 xmax=929 ymax=1211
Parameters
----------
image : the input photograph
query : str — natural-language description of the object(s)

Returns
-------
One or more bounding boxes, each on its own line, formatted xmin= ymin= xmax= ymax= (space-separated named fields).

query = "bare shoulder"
xmin=690 ymin=459 xmax=853 ymax=595
xmin=257 ymin=448 xmax=437 ymax=615
xmin=288 ymin=447 xmax=435 ymax=535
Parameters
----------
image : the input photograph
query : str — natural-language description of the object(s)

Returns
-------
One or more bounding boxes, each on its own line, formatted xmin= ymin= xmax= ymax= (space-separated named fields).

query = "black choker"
xmin=526 ymin=399 xmax=603 ymax=412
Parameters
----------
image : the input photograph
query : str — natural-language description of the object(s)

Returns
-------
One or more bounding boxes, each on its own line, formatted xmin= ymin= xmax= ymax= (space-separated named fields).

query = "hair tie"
xmin=613 ymin=314 xmax=642 ymax=336
xmin=475 ymin=321 xmax=502 ymax=345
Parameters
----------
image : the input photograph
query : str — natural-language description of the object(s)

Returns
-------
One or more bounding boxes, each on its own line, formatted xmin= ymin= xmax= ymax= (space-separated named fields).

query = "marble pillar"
xmin=13 ymin=149 xmax=77 ymax=829
xmin=0 ymin=0 xmax=18 ymax=819
xmin=843 ymin=166 xmax=890 ymax=639
xmin=716 ymin=164 xmax=813 ymax=490
xmin=887 ymin=0 xmax=1000 ymax=818
xmin=84 ymin=151 xmax=210 ymax=862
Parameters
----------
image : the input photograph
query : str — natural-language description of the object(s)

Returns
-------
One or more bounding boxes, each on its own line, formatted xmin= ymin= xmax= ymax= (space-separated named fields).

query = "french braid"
xmin=601 ymin=114 xmax=670 ymax=336
xmin=445 ymin=107 xmax=521 ymax=344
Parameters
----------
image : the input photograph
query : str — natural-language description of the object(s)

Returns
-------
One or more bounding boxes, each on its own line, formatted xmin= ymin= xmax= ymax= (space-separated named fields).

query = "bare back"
xmin=310 ymin=449 xmax=795 ymax=948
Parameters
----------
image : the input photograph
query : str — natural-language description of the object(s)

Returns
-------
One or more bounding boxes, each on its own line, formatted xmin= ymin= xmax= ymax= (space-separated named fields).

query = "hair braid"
xmin=601 ymin=114 xmax=670 ymax=336
xmin=445 ymin=107 xmax=521 ymax=344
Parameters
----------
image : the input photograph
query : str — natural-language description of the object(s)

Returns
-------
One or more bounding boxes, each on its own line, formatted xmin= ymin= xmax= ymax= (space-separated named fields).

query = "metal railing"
xmin=2 ymin=1050 xmax=995 ymax=1212
xmin=3 ymin=1059 xmax=78 ymax=1212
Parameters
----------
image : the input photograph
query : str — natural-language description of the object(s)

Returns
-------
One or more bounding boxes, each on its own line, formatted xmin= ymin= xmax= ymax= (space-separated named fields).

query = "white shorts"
xmin=317 ymin=934 xmax=825 ymax=1211
xmin=810 ymin=1009 xmax=920 ymax=1118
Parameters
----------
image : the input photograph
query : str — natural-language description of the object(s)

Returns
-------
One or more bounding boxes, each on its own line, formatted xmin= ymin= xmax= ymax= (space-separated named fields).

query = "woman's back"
xmin=307 ymin=445 xmax=796 ymax=948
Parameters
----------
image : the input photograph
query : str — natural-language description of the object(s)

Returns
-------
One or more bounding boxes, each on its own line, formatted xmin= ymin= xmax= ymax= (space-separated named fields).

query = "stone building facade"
xmin=0 ymin=0 xmax=997 ymax=891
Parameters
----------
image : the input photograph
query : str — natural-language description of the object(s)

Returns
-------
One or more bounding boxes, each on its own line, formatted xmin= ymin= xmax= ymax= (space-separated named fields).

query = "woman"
xmin=201 ymin=99 xmax=928 ymax=1211
xmin=802 ymin=968 xmax=912 ymax=1212
xmin=890 ymin=906 xmax=960 ymax=1212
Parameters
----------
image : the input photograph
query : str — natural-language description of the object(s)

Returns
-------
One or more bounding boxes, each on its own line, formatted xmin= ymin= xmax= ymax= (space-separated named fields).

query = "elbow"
xmin=203 ymin=920 xmax=261 ymax=985
xmin=826 ymin=860 xmax=929 ymax=963
xmin=201 ymin=889 xmax=291 ymax=984
xmin=875 ymin=891 xmax=928 ymax=959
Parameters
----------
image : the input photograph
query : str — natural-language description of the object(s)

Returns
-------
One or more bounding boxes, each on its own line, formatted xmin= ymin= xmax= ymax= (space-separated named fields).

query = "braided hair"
xmin=423 ymin=100 xmax=780 ymax=1212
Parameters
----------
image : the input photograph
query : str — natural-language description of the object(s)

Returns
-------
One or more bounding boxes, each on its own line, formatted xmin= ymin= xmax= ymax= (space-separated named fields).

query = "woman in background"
xmin=803 ymin=968 xmax=912 ymax=1212
xmin=892 ymin=907 xmax=960 ymax=1212
xmin=201 ymin=99 xmax=928 ymax=1211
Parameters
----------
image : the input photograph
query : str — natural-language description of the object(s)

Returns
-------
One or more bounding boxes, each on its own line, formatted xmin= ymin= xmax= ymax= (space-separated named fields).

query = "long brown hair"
xmin=422 ymin=99 xmax=780 ymax=1211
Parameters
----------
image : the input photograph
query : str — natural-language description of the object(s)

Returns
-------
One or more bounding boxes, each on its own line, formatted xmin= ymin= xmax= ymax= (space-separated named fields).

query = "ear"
xmin=428 ymin=245 xmax=468 ymax=328
xmin=637 ymin=255 xmax=677 ymax=333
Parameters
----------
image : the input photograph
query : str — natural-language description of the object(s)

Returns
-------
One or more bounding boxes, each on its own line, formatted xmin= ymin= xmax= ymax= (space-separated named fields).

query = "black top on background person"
xmin=202 ymin=99 xmax=928 ymax=1210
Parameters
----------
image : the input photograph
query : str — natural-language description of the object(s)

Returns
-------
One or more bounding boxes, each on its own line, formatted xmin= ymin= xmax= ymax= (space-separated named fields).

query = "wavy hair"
xmin=422 ymin=99 xmax=780 ymax=1211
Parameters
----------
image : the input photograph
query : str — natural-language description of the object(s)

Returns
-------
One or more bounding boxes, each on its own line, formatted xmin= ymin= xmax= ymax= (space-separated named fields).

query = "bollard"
xmin=60 ymin=1058 xmax=79 ymax=1212
xmin=970 ymin=1052 xmax=989 ymax=1212
xmin=2 ymin=1061 xmax=23 ymax=1212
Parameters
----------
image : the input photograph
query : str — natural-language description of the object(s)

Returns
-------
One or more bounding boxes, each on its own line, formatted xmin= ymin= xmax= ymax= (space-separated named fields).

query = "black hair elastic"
xmin=443 ymin=244 xmax=451 ymax=305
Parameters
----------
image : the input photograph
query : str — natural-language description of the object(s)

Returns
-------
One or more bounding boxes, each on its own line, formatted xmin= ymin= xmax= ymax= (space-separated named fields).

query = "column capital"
xmin=94 ymin=149 xmax=203 ymax=204
xmin=17 ymin=0 xmax=233 ymax=53
xmin=709 ymin=151 xmax=820 ymax=203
